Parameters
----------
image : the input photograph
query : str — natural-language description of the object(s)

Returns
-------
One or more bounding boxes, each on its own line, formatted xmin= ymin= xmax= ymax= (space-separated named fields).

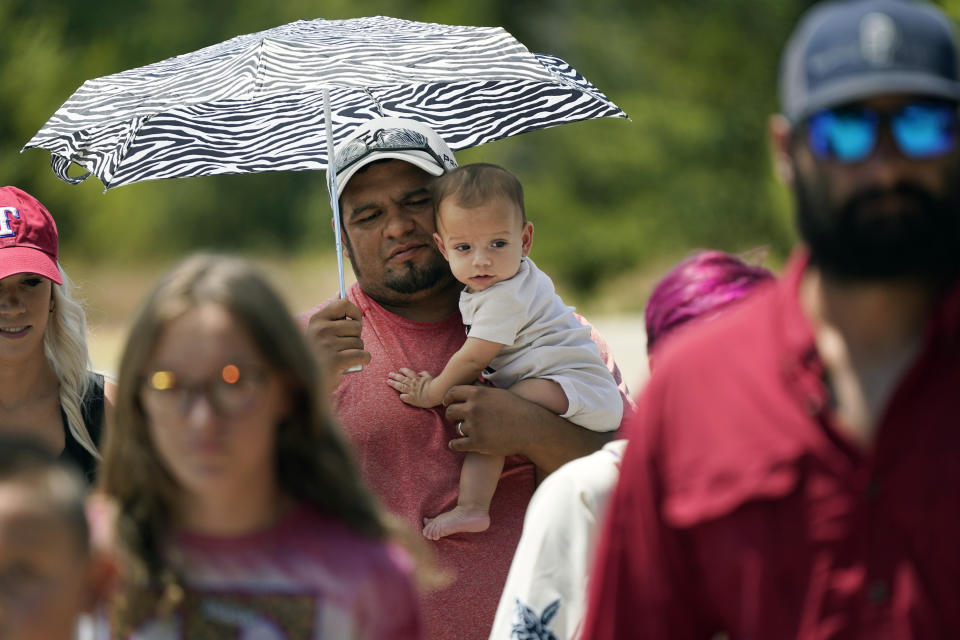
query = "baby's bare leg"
xmin=423 ymin=452 xmax=505 ymax=540
xmin=510 ymin=378 xmax=569 ymax=415
xmin=423 ymin=379 xmax=567 ymax=540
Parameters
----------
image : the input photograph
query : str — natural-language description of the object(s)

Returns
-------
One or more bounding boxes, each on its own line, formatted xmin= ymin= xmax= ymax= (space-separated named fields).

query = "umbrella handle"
xmin=325 ymin=88 xmax=362 ymax=374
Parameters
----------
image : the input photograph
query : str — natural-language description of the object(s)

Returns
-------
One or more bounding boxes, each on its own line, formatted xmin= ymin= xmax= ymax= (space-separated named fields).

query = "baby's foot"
xmin=422 ymin=506 xmax=491 ymax=540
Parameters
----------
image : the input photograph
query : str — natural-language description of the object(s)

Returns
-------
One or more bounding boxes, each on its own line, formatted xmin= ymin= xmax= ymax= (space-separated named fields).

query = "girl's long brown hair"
xmin=97 ymin=254 xmax=394 ymax=634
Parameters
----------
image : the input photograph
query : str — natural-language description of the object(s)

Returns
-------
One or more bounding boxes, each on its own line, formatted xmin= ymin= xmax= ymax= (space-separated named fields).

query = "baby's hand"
xmin=388 ymin=368 xmax=441 ymax=407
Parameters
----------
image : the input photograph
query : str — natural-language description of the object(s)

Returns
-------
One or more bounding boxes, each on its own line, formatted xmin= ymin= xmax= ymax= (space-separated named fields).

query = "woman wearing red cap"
xmin=0 ymin=185 xmax=114 ymax=482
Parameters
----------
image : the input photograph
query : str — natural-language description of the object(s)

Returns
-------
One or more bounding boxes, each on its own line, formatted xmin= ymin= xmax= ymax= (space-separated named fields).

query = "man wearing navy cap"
xmin=583 ymin=1 xmax=960 ymax=638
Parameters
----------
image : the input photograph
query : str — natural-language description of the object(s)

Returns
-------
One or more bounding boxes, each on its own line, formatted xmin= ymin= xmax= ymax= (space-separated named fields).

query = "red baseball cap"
xmin=0 ymin=186 xmax=62 ymax=285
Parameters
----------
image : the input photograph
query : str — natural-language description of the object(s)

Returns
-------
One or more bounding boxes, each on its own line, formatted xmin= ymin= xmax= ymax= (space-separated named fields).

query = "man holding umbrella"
xmin=583 ymin=0 xmax=960 ymax=637
xmin=301 ymin=117 xmax=630 ymax=640
xmin=22 ymin=15 xmax=630 ymax=636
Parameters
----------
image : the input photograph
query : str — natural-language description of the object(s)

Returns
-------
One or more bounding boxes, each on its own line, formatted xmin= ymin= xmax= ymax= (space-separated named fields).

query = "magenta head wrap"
xmin=645 ymin=250 xmax=774 ymax=355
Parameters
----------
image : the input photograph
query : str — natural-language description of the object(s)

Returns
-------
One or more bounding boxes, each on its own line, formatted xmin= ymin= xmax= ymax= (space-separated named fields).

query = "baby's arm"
xmin=388 ymin=337 xmax=503 ymax=408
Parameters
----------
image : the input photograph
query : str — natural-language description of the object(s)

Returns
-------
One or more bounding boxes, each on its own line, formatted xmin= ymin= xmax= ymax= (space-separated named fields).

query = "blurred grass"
xmin=66 ymin=252 xmax=353 ymax=375
xmin=65 ymin=251 xmax=652 ymax=389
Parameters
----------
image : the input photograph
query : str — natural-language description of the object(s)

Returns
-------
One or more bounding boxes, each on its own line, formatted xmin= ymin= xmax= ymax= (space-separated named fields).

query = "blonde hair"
xmin=44 ymin=265 xmax=97 ymax=459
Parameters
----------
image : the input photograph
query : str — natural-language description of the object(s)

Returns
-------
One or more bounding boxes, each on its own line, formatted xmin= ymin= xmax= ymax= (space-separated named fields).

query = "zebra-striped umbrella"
xmin=24 ymin=16 xmax=626 ymax=304
xmin=23 ymin=16 xmax=627 ymax=191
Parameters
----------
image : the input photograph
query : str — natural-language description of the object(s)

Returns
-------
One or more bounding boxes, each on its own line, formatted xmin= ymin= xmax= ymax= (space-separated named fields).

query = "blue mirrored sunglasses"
xmin=806 ymin=102 xmax=958 ymax=163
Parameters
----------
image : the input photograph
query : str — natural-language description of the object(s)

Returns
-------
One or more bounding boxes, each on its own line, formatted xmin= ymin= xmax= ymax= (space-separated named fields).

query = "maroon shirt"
xmin=583 ymin=252 xmax=960 ymax=640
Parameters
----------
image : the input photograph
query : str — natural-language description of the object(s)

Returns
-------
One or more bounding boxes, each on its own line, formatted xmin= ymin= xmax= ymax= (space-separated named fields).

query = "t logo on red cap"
xmin=0 ymin=207 xmax=20 ymax=238
xmin=0 ymin=186 xmax=63 ymax=285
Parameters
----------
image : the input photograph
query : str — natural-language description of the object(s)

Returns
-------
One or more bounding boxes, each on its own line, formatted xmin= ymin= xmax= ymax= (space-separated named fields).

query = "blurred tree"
xmin=3 ymin=0 xmax=955 ymax=302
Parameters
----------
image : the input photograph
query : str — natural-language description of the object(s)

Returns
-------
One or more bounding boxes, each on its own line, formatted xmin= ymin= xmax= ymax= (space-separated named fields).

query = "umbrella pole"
xmin=324 ymin=89 xmax=362 ymax=373
xmin=324 ymin=89 xmax=348 ymax=299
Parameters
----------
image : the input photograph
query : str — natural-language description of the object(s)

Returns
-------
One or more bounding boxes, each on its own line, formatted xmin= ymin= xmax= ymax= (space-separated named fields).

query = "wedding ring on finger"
xmin=456 ymin=421 xmax=465 ymax=437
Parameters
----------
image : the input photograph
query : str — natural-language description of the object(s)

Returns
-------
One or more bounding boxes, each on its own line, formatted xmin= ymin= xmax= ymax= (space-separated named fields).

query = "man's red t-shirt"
xmin=303 ymin=283 xmax=629 ymax=640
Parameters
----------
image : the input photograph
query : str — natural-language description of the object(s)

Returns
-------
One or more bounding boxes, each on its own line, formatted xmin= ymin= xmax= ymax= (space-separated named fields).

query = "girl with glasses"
xmin=95 ymin=254 xmax=424 ymax=639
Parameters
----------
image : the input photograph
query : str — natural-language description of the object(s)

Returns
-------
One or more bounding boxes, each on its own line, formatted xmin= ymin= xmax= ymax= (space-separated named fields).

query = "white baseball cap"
xmin=329 ymin=117 xmax=458 ymax=199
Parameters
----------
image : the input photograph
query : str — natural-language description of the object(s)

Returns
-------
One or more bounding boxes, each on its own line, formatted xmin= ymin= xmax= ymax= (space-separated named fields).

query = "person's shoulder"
xmin=326 ymin=526 xmax=417 ymax=592
xmin=554 ymin=440 xmax=624 ymax=486
xmin=522 ymin=258 xmax=557 ymax=290
xmin=552 ymin=436 xmax=623 ymax=473
xmin=530 ymin=440 xmax=626 ymax=514
xmin=265 ymin=506 xmax=415 ymax=593
xmin=294 ymin=507 xmax=406 ymax=565
xmin=653 ymin=278 xmax=779 ymax=375
xmin=490 ymin=257 xmax=541 ymax=292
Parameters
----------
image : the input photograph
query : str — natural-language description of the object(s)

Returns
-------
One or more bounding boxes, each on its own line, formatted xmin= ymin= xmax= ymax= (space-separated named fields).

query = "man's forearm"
xmin=508 ymin=397 xmax=614 ymax=474
xmin=444 ymin=385 xmax=615 ymax=476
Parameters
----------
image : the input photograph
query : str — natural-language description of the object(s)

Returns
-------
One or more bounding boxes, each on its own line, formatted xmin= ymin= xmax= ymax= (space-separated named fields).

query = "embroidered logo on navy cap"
xmin=860 ymin=12 xmax=900 ymax=67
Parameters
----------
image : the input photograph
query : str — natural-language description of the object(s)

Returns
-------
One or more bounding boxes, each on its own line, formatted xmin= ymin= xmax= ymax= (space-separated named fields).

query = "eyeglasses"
xmin=140 ymin=364 xmax=268 ymax=417
xmin=332 ymin=127 xmax=454 ymax=176
xmin=806 ymin=101 xmax=958 ymax=163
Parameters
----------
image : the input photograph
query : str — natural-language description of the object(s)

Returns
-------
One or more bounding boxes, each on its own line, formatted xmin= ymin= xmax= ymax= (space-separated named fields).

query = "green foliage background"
xmin=2 ymin=0 xmax=958 ymax=307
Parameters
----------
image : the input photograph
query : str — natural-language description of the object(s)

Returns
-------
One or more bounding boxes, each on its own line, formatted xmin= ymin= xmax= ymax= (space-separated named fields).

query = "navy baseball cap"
xmin=779 ymin=0 xmax=960 ymax=123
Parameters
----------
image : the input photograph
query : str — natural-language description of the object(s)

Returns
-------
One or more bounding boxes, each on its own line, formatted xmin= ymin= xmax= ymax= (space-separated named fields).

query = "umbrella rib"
xmin=363 ymin=88 xmax=385 ymax=117
xmin=252 ymin=39 xmax=267 ymax=97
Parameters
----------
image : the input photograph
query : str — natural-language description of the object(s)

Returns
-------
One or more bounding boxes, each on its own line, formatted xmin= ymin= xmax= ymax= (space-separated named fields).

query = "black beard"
xmin=342 ymin=227 xmax=451 ymax=296
xmin=383 ymin=258 xmax=451 ymax=294
xmin=794 ymin=175 xmax=960 ymax=283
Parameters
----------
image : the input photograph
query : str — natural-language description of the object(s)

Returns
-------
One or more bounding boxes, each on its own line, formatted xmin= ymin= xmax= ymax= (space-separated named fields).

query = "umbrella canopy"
xmin=24 ymin=16 xmax=627 ymax=190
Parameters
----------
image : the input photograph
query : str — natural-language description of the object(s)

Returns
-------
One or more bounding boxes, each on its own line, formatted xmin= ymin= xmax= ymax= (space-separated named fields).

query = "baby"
xmin=388 ymin=163 xmax=622 ymax=540
xmin=0 ymin=435 xmax=112 ymax=640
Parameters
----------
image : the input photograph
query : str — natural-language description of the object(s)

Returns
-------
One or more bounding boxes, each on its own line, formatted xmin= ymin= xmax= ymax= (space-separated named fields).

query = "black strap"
xmin=59 ymin=371 xmax=105 ymax=483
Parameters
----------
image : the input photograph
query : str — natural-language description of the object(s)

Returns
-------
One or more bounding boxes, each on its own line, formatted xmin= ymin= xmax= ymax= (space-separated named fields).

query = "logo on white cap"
xmin=860 ymin=12 xmax=900 ymax=66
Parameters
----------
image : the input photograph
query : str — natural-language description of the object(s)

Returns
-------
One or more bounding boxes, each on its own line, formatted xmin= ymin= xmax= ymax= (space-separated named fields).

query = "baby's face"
xmin=0 ymin=483 xmax=91 ymax=640
xmin=434 ymin=196 xmax=533 ymax=292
